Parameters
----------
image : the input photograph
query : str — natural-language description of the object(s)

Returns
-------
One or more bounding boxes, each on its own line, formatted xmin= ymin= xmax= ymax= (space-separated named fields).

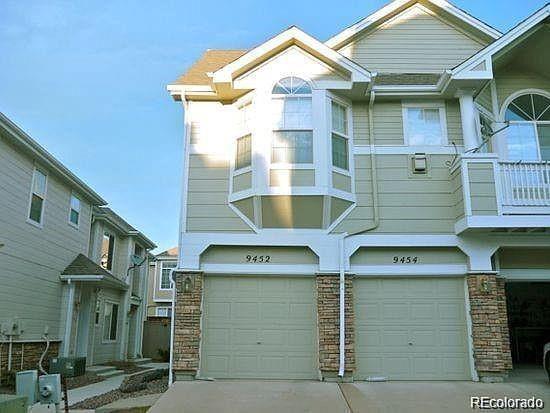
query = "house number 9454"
xmin=393 ymin=256 xmax=419 ymax=264
xmin=245 ymin=255 xmax=271 ymax=263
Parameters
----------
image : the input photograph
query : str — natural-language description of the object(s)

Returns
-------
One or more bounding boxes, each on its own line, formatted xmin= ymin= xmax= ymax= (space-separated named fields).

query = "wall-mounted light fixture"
xmin=478 ymin=275 xmax=492 ymax=294
xmin=183 ymin=275 xmax=194 ymax=293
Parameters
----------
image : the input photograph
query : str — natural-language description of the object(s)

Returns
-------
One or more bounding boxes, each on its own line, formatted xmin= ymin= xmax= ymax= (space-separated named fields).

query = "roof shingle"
xmin=172 ymin=50 xmax=247 ymax=86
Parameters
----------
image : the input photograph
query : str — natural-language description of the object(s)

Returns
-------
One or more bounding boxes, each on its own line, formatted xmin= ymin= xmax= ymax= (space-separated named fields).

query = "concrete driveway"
xmin=149 ymin=370 xmax=549 ymax=413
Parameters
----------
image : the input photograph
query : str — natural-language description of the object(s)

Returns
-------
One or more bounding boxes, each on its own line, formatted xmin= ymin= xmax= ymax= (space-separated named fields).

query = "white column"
xmin=456 ymin=89 xmax=480 ymax=151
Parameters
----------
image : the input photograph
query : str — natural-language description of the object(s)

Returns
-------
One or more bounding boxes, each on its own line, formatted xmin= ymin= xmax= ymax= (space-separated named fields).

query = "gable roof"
xmin=211 ymin=26 xmax=371 ymax=85
xmin=155 ymin=246 xmax=178 ymax=258
xmin=93 ymin=206 xmax=156 ymax=249
xmin=326 ymin=0 xmax=501 ymax=49
xmin=61 ymin=253 xmax=129 ymax=290
xmin=451 ymin=4 xmax=550 ymax=80
xmin=0 ymin=112 xmax=106 ymax=206
xmin=172 ymin=50 xmax=247 ymax=86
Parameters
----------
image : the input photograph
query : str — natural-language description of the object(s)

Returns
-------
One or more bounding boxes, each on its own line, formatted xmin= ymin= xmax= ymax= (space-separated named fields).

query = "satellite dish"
xmin=131 ymin=254 xmax=146 ymax=266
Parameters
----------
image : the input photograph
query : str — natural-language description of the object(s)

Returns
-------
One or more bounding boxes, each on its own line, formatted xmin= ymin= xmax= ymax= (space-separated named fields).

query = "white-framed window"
xmin=69 ymin=193 xmax=81 ymax=227
xmin=331 ymin=100 xmax=349 ymax=171
xmin=100 ymin=232 xmax=115 ymax=271
xmin=94 ymin=297 xmax=101 ymax=326
xmin=156 ymin=307 xmax=172 ymax=317
xmin=28 ymin=168 xmax=47 ymax=225
xmin=504 ymin=92 xmax=550 ymax=161
xmin=403 ymin=103 xmax=448 ymax=146
xmin=102 ymin=302 xmax=119 ymax=342
xmin=235 ymin=134 xmax=252 ymax=171
xmin=160 ymin=261 xmax=177 ymax=290
xmin=271 ymin=77 xmax=313 ymax=165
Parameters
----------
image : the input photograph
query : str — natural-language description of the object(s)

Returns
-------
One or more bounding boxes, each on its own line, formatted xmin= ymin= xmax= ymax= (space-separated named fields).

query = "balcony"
xmin=452 ymin=154 xmax=550 ymax=233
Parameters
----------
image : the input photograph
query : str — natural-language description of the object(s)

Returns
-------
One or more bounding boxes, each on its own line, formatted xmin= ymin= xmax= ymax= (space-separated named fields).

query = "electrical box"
xmin=38 ymin=374 xmax=61 ymax=405
xmin=0 ymin=395 xmax=28 ymax=413
xmin=16 ymin=370 xmax=37 ymax=405
xmin=49 ymin=356 xmax=86 ymax=377
xmin=0 ymin=318 xmax=23 ymax=336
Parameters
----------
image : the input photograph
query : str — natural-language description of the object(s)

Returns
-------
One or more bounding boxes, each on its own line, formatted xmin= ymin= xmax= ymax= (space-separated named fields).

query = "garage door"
xmin=355 ymin=278 xmax=471 ymax=380
xmin=201 ymin=276 xmax=317 ymax=379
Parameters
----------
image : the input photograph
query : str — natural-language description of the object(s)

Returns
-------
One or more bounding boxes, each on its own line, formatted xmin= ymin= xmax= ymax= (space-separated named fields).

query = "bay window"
xmin=271 ymin=77 xmax=313 ymax=164
xmin=235 ymin=134 xmax=252 ymax=170
xmin=403 ymin=103 xmax=447 ymax=145
xmin=331 ymin=100 xmax=349 ymax=170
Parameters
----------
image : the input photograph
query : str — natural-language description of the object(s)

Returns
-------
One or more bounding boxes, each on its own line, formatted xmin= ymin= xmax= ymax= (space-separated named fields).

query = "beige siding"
xmin=373 ymin=102 xmax=403 ymax=145
xmin=338 ymin=4 xmax=485 ymax=73
xmin=233 ymin=172 xmax=252 ymax=192
xmin=494 ymin=67 xmax=550 ymax=114
xmin=91 ymin=287 xmax=124 ymax=364
xmin=450 ymin=166 xmax=465 ymax=221
xmin=187 ymin=154 xmax=253 ymax=232
xmin=332 ymin=171 xmax=352 ymax=192
xmin=200 ymin=246 xmax=318 ymax=266
xmin=467 ymin=163 xmax=498 ymax=215
xmin=352 ymin=103 xmax=370 ymax=145
xmin=333 ymin=154 xmax=457 ymax=233
xmin=0 ymin=135 xmax=92 ymax=341
xmin=475 ymin=83 xmax=493 ymax=115
xmin=446 ymin=100 xmax=464 ymax=146
xmin=351 ymin=247 xmax=467 ymax=265
xmin=270 ymin=169 xmax=315 ymax=187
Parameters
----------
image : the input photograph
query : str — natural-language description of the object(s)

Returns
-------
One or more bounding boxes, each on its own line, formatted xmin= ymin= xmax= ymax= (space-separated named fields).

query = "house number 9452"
xmin=245 ymin=255 xmax=271 ymax=263
xmin=393 ymin=256 xmax=419 ymax=264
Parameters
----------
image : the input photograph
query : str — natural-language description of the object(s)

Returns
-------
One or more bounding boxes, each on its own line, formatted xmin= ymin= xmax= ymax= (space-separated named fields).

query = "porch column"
xmin=456 ymin=89 xmax=480 ymax=151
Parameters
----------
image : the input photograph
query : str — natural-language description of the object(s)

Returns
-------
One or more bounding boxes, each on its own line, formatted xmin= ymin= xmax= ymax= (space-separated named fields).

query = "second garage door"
xmin=355 ymin=277 xmax=471 ymax=380
xmin=201 ymin=276 xmax=317 ymax=379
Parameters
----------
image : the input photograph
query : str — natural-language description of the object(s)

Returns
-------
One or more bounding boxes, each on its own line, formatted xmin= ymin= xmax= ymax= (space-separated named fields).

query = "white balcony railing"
xmin=499 ymin=161 xmax=550 ymax=207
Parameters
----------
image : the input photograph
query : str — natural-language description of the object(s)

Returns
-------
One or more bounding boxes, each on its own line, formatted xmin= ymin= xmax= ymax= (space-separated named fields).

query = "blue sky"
xmin=0 ymin=0 xmax=546 ymax=253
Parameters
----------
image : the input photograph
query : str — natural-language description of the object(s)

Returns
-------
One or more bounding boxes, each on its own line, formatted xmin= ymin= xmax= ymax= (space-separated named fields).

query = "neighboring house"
xmin=0 ymin=113 xmax=156 ymax=380
xmin=166 ymin=0 xmax=550 ymax=383
xmin=146 ymin=247 xmax=177 ymax=318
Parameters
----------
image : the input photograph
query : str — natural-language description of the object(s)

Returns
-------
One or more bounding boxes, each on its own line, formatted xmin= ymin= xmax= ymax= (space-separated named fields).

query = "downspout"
xmin=337 ymin=78 xmax=380 ymax=378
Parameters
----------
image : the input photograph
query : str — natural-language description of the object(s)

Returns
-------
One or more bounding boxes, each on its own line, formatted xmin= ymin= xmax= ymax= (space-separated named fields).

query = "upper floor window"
xmin=28 ymin=168 xmax=47 ymax=225
xmin=69 ymin=194 xmax=81 ymax=227
xmin=160 ymin=261 xmax=177 ymax=290
xmin=504 ymin=93 xmax=550 ymax=161
xmin=235 ymin=134 xmax=252 ymax=170
xmin=331 ymin=101 xmax=349 ymax=170
xmin=403 ymin=103 xmax=447 ymax=146
xmin=101 ymin=232 xmax=115 ymax=271
xmin=271 ymin=77 xmax=313 ymax=164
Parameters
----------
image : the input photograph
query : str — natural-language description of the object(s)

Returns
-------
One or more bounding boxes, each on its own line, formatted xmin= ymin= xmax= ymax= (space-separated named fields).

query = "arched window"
xmin=271 ymin=77 xmax=313 ymax=164
xmin=504 ymin=93 xmax=550 ymax=160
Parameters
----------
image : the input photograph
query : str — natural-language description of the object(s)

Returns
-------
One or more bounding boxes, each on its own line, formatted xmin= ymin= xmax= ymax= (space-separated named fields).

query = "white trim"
xmin=179 ymin=99 xmax=192 ymax=265
xmin=101 ymin=300 xmax=120 ymax=344
xmin=155 ymin=307 xmax=173 ymax=317
xmin=353 ymin=145 xmax=463 ymax=155
xmin=213 ymin=27 xmax=371 ymax=85
xmin=402 ymin=102 xmax=449 ymax=146
xmin=498 ymin=89 xmax=550 ymax=123
xmin=159 ymin=261 xmax=177 ymax=291
xmin=352 ymin=264 xmax=468 ymax=276
xmin=451 ymin=5 xmax=550 ymax=79
xmin=326 ymin=0 xmax=500 ymax=49
xmin=201 ymin=264 xmax=318 ymax=275
xmin=500 ymin=269 xmax=550 ymax=281
xmin=463 ymin=277 xmax=479 ymax=381
xmin=456 ymin=215 xmax=550 ymax=233
xmin=62 ymin=282 xmax=75 ymax=356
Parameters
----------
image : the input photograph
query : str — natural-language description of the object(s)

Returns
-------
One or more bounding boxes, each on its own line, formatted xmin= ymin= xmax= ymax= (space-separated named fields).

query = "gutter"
xmin=337 ymin=79 xmax=380 ymax=378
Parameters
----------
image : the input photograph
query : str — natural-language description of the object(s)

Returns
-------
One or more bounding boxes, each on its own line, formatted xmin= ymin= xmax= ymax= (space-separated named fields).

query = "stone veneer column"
xmin=467 ymin=274 xmax=512 ymax=382
xmin=172 ymin=271 xmax=203 ymax=381
xmin=316 ymin=274 xmax=354 ymax=381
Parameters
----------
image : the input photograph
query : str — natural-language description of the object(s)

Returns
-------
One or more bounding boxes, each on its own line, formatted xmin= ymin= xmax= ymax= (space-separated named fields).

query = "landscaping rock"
xmin=119 ymin=368 xmax=168 ymax=393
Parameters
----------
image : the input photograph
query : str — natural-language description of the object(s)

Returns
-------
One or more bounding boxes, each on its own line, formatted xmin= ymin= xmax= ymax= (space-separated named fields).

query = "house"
xmin=166 ymin=0 xmax=550 ymax=383
xmin=0 ymin=113 xmax=156 ymax=380
xmin=146 ymin=247 xmax=177 ymax=318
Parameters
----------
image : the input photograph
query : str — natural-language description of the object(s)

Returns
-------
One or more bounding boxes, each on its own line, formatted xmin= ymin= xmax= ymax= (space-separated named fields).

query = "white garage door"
xmin=355 ymin=277 xmax=471 ymax=380
xmin=201 ymin=276 xmax=317 ymax=379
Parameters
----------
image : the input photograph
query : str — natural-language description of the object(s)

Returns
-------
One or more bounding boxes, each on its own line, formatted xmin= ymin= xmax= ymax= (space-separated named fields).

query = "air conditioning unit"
xmin=48 ymin=357 xmax=86 ymax=378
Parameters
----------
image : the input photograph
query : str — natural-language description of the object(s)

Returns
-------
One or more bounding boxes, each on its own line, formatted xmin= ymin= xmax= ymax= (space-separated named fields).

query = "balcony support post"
xmin=456 ymin=89 xmax=480 ymax=152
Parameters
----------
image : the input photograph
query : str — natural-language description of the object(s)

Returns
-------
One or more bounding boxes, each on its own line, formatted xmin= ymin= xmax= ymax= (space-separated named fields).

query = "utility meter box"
xmin=49 ymin=356 xmax=86 ymax=377
xmin=38 ymin=374 xmax=61 ymax=405
xmin=16 ymin=370 xmax=38 ymax=405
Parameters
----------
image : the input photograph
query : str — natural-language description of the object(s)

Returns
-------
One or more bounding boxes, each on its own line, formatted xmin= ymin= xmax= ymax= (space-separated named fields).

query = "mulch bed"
xmin=65 ymin=371 xmax=104 ymax=390
xmin=69 ymin=377 xmax=168 ymax=410
xmin=108 ymin=361 xmax=148 ymax=374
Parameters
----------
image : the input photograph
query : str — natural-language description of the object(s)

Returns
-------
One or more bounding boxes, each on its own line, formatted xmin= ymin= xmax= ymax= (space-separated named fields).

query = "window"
xmin=160 ymin=261 xmax=177 ymax=290
xmin=235 ymin=134 xmax=252 ymax=170
xmin=271 ymin=77 xmax=313 ymax=164
xmin=28 ymin=169 xmax=47 ymax=224
xmin=69 ymin=194 xmax=81 ymax=226
xmin=403 ymin=105 xmax=447 ymax=145
xmin=95 ymin=298 xmax=101 ymax=326
xmin=331 ymin=101 xmax=349 ymax=170
xmin=156 ymin=307 xmax=172 ymax=317
xmin=504 ymin=93 xmax=550 ymax=161
xmin=103 ymin=302 xmax=119 ymax=341
xmin=100 ymin=233 xmax=115 ymax=271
